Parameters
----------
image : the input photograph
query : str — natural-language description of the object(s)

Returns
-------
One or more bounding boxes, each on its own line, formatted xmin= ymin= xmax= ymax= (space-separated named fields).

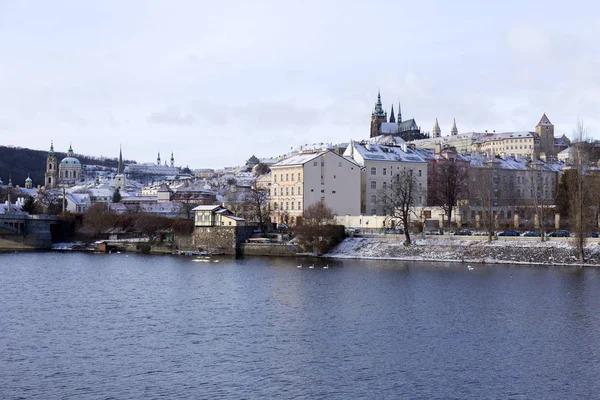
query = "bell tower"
xmin=536 ymin=113 xmax=555 ymax=160
xmin=370 ymin=90 xmax=387 ymax=138
xmin=45 ymin=141 xmax=58 ymax=188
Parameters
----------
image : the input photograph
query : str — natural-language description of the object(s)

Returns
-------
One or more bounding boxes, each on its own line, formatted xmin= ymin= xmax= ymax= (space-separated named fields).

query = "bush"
xmin=136 ymin=243 xmax=151 ymax=253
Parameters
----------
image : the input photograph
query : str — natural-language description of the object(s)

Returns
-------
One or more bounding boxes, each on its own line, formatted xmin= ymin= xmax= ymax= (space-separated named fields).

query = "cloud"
xmin=147 ymin=106 xmax=196 ymax=125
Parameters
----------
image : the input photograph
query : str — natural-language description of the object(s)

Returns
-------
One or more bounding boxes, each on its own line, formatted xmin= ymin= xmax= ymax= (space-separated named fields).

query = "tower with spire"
xmin=432 ymin=118 xmax=441 ymax=138
xmin=157 ymin=152 xmax=161 ymax=166
xmin=536 ymin=113 xmax=555 ymax=160
xmin=117 ymin=146 xmax=124 ymax=174
xmin=370 ymin=91 xmax=388 ymax=138
xmin=451 ymin=119 xmax=458 ymax=136
xmin=45 ymin=141 xmax=58 ymax=188
xmin=170 ymin=152 xmax=175 ymax=168
xmin=389 ymin=105 xmax=396 ymax=123
xmin=67 ymin=143 xmax=74 ymax=158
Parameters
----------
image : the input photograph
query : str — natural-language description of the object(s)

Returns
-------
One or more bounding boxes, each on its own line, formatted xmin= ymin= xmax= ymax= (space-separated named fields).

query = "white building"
xmin=344 ymin=140 xmax=428 ymax=216
xmin=269 ymin=150 xmax=361 ymax=225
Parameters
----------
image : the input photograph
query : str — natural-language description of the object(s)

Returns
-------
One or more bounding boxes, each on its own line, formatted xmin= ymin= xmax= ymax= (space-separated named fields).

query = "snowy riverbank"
xmin=325 ymin=237 xmax=600 ymax=266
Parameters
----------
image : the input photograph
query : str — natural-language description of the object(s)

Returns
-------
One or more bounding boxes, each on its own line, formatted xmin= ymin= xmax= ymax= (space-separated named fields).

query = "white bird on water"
xmin=297 ymin=265 xmax=302 ymax=268
xmin=309 ymin=265 xmax=314 ymax=269
xmin=323 ymin=265 xmax=329 ymax=269
xmin=467 ymin=265 xmax=474 ymax=271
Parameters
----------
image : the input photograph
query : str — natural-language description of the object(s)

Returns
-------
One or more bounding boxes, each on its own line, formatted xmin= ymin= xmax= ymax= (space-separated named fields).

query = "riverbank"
xmin=325 ymin=237 xmax=600 ymax=266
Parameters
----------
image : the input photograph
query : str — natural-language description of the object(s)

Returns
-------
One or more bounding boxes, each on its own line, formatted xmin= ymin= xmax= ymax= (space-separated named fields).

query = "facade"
xmin=269 ymin=150 xmax=361 ymax=224
xmin=193 ymin=205 xmax=245 ymax=227
xmin=44 ymin=142 xmax=83 ymax=188
xmin=472 ymin=131 xmax=539 ymax=159
xmin=343 ymin=141 xmax=428 ymax=216
xmin=369 ymin=92 xmax=421 ymax=139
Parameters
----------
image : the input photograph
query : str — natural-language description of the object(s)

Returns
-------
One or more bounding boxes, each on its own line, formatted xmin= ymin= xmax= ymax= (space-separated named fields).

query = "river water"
xmin=1 ymin=253 xmax=600 ymax=399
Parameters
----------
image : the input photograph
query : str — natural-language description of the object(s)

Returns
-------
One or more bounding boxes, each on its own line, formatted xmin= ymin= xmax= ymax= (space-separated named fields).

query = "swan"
xmin=323 ymin=265 xmax=329 ymax=269
xmin=467 ymin=265 xmax=474 ymax=271
xmin=309 ymin=265 xmax=314 ymax=269
xmin=297 ymin=265 xmax=302 ymax=268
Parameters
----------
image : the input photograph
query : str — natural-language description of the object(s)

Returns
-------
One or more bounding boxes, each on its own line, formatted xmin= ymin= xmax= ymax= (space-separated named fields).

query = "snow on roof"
xmin=379 ymin=122 xmax=399 ymax=134
xmin=368 ymin=135 xmax=406 ymax=145
xmin=223 ymin=215 xmax=245 ymax=221
xmin=272 ymin=151 xmax=325 ymax=167
xmin=537 ymin=113 xmax=553 ymax=126
xmin=474 ymin=131 xmax=537 ymax=144
xmin=352 ymin=142 xmax=426 ymax=163
xmin=191 ymin=205 xmax=222 ymax=212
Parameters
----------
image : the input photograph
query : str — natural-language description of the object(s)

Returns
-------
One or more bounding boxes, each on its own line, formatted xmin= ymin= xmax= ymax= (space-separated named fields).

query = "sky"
xmin=1 ymin=0 xmax=599 ymax=169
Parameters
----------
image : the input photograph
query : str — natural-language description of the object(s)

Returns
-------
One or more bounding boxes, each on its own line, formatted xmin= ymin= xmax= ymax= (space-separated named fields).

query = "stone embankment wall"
xmin=240 ymin=243 xmax=300 ymax=257
xmin=191 ymin=226 xmax=256 ymax=255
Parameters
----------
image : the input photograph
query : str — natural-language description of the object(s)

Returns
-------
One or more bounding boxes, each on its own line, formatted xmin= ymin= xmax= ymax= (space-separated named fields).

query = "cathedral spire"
xmin=398 ymin=102 xmax=402 ymax=123
xmin=389 ymin=104 xmax=396 ymax=123
xmin=432 ymin=118 xmax=441 ymax=138
xmin=451 ymin=118 xmax=458 ymax=136
xmin=118 ymin=145 xmax=124 ymax=174
xmin=372 ymin=90 xmax=386 ymax=116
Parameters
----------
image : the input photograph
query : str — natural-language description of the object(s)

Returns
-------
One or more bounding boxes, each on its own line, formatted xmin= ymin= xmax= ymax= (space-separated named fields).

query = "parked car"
xmin=584 ymin=232 xmax=599 ymax=238
xmin=345 ymin=227 xmax=361 ymax=235
xmin=548 ymin=230 xmax=570 ymax=237
xmin=424 ymin=229 xmax=444 ymax=235
xmin=454 ymin=229 xmax=472 ymax=236
xmin=523 ymin=230 xmax=542 ymax=237
xmin=498 ymin=230 xmax=520 ymax=236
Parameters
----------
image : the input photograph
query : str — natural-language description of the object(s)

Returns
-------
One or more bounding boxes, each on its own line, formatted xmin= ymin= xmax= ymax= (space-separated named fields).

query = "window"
xmin=370 ymin=195 xmax=376 ymax=204
xmin=321 ymin=197 xmax=325 ymax=201
xmin=371 ymin=167 xmax=376 ymax=175
xmin=298 ymin=187 xmax=302 ymax=195
xmin=321 ymin=189 xmax=324 ymax=193
xmin=313 ymin=162 xmax=317 ymax=166
xmin=281 ymin=174 xmax=283 ymax=181
xmin=332 ymin=190 xmax=336 ymax=194
xmin=286 ymin=174 xmax=289 ymax=181
xmin=418 ymin=170 xmax=422 ymax=177
xmin=286 ymin=202 xmax=289 ymax=210
xmin=383 ymin=168 xmax=387 ymax=176
xmin=298 ymin=173 xmax=301 ymax=180
xmin=334 ymin=175 xmax=336 ymax=179
xmin=321 ymin=161 xmax=324 ymax=166
xmin=280 ymin=188 xmax=284 ymax=196
xmin=298 ymin=201 xmax=301 ymax=209
xmin=338 ymin=162 xmax=342 ymax=167
xmin=423 ymin=210 xmax=432 ymax=219
xmin=291 ymin=187 xmax=294 ymax=195
xmin=371 ymin=181 xmax=376 ymax=189
xmin=285 ymin=187 xmax=289 ymax=195
xmin=274 ymin=175 xmax=277 ymax=182
xmin=280 ymin=202 xmax=283 ymax=210
xmin=291 ymin=173 xmax=294 ymax=181
xmin=383 ymin=182 xmax=387 ymax=189
xmin=291 ymin=202 xmax=294 ymax=210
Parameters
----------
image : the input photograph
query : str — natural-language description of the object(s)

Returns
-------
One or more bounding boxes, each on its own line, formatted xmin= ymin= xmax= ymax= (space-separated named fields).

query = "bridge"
xmin=0 ymin=214 xmax=60 ymax=250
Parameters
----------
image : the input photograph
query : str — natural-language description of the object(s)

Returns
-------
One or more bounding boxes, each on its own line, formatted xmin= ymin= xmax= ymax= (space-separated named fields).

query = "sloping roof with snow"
xmin=191 ymin=205 xmax=223 ymax=212
xmin=368 ymin=135 xmax=406 ymax=145
xmin=352 ymin=142 xmax=426 ymax=163
xmin=272 ymin=151 xmax=325 ymax=167
xmin=474 ymin=131 xmax=537 ymax=144
xmin=537 ymin=113 xmax=552 ymax=126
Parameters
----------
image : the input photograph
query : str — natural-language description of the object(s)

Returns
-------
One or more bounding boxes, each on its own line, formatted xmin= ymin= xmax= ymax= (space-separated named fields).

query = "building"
xmin=193 ymin=205 xmax=245 ymax=227
xmin=369 ymin=91 xmax=421 ymax=139
xmin=269 ymin=150 xmax=361 ymax=225
xmin=44 ymin=142 xmax=83 ymax=188
xmin=343 ymin=141 xmax=428 ymax=215
xmin=473 ymin=131 xmax=539 ymax=159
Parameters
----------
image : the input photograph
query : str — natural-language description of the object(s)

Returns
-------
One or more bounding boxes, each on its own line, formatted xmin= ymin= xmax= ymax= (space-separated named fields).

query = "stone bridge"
xmin=0 ymin=214 xmax=61 ymax=250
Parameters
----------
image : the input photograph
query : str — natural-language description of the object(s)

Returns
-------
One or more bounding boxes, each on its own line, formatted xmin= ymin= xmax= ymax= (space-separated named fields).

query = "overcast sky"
xmin=1 ymin=0 xmax=599 ymax=169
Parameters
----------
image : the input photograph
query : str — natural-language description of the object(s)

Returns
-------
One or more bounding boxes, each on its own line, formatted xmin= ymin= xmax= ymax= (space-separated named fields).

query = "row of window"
xmin=274 ymin=172 xmax=302 ymax=182
xmin=273 ymin=201 xmax=302 ymax=211
xmin=370 ymin=167 xmax=422 ymax=177
xmin=274 ymin=186 xmax=302 ymax=196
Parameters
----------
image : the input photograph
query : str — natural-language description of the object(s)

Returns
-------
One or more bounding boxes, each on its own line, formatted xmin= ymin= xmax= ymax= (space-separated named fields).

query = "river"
xmin=1 ymin=253 xmax=600 ymax=399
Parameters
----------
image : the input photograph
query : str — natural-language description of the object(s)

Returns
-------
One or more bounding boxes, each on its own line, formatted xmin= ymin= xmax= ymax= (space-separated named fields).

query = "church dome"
xmin=60 ymin=157 xmax=81 ymax=165
xmin=25 ymin=176 xmax=32 ymax=183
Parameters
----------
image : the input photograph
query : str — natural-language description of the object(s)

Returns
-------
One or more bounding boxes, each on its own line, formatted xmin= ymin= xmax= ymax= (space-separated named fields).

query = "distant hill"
xmin=0 ymin=145 xmax=136 ymax=188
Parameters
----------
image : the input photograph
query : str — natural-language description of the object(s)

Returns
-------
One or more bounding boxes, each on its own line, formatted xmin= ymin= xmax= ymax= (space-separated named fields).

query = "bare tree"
xmin=295 ymin=202 xmax=340 ymax=255
xmin=523 ymin=164 xmax=557 ymax=241
xmin=430 ymin=161 xmax=468 ymax=229
xmin=568 ymin=120 xmax=594 ymax=263
xmin=378 ymin=169 xmax=421 ymax=245
xmin=469 ymin=165 xmax=498 ymax=243
xmin=36 ymin=189 xmax=62 ymax=215
xmin=243 ymin=185 xmax=271 ymax=232
xmin=222 ymin=187 xmax=246 ymax=217
xmin=83 ymin=203 xmax=114 ymax=237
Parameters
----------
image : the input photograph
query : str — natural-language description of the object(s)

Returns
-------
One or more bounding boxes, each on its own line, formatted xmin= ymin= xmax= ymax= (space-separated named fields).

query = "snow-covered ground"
xmin=326 ymin=237 xmax=600 ymax=266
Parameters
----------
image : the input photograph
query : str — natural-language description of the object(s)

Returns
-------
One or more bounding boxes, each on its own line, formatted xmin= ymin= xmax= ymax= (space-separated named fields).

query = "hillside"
xmin=0 ymin=145 xmax=136 ymax=188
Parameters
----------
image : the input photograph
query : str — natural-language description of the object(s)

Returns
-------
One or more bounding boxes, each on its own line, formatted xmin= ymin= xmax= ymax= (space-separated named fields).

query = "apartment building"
xmin=269 ymin=150 xmax=360 ymax=225
xmin=343 ymin=141 xmax=428 ymax=216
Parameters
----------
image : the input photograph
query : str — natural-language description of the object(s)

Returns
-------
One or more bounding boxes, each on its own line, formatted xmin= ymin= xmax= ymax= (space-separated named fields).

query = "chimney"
xmin=434 ymin=142 xmax=442 ymax=154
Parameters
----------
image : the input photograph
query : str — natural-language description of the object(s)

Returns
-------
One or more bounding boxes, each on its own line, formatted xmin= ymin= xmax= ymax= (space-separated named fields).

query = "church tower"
xmin=451 ymin=118 xmax=458 ymax=136
xmin=157 ymin=152 xmax=161 ymax=166
xmin=67 ymin=143 xmax=74 ymax=157
xmin=536 ymin=113 xmax=555 ymax=160
xmin=432 ymin=118 xmax=441 ymax=138
xmin=117 ymin=146 xmax=124 ymax=174
xmin=170 ymin=152 xmax=175 ymax=168
xmin=25 ymin=174 xmax=33 ymax=189
xmin=389 ymin=105 xmax=396 ymax=123
xmin=45 ymin=141 xmax=58 ymax=189
xmin=370 ymin=91 xmax=388 ymax=138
